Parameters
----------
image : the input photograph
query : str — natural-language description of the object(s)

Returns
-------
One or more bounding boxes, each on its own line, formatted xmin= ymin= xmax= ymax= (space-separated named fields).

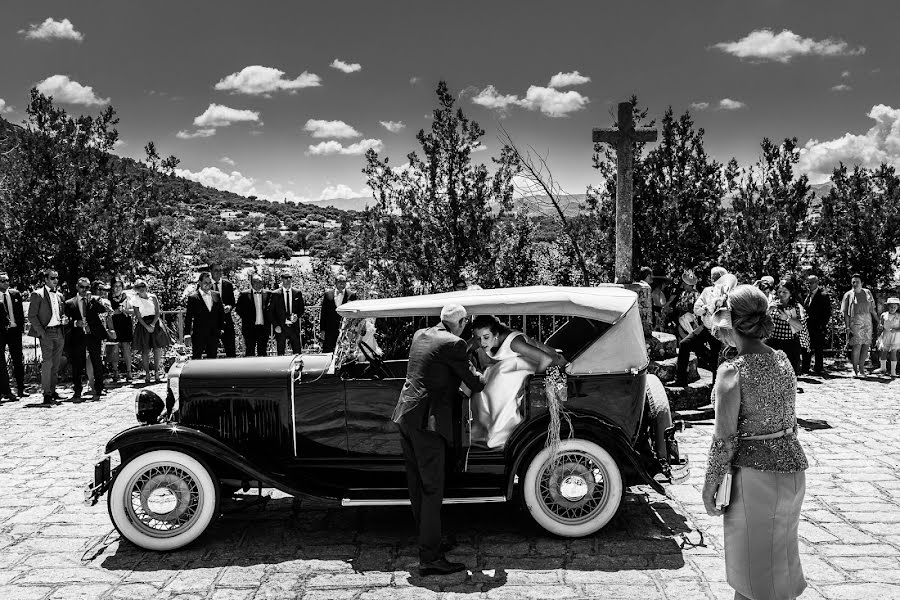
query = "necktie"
xmin=4 ymin=293 xmax=13 ymax=328
xmin=285 ymin=290 xmax=291 ymax=315
xmin=214 ymin=281 xmax=219 ymax=292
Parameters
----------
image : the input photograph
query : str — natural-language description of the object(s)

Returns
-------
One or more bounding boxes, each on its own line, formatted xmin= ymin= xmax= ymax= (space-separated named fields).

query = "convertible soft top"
xmin=338 ymin=285 xmax=636 ymax=324
xmin=339 ymin=286 xmax=648 ymax=374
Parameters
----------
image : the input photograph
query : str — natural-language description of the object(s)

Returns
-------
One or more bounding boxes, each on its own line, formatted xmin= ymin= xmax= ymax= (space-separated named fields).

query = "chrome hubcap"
xmin=125 ymin=464 xmax=202 ymax=538
xmin=559 ymin=474 xmax=589 ymax=501
xmin=537 ymin=450 xmax=610 ymax=524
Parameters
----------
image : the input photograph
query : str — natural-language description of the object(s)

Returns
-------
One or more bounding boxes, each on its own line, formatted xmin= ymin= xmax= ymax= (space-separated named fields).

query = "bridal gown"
xmin=471 ymin=331 xmax=534 ymax=449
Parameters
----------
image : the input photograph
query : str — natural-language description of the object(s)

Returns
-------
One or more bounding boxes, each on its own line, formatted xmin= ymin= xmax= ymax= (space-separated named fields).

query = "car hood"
xmin=176 ymin=353 xmax=333 ymax=385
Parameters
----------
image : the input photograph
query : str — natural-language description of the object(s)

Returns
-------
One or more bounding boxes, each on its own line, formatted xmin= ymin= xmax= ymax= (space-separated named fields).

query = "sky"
xmin=2 ymin=1 xmax=899 ymax=206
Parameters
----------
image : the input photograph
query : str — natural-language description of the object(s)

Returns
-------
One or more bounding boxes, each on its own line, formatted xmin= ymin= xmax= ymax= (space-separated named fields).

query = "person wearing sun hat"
xmin=875 ymin=297 xmax=900 ymax=376
xmin=675 ymin=269 xmax=699 ymax=341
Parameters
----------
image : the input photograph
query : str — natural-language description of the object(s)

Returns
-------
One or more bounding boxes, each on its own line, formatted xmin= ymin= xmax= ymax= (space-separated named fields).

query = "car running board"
xmin=341 ymin=496 xmax=507 ymax=507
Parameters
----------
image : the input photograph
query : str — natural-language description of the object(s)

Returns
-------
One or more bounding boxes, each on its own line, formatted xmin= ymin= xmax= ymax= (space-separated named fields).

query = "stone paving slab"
xmin=0 ymin=370 xmax=897 ymax=599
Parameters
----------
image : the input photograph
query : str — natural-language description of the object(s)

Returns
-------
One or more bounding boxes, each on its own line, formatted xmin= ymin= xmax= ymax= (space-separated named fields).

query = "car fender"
xmin=505 ymin=413 xmax=666 ymax=497
xmin=105 ymin=424 xmax=325 ymax=499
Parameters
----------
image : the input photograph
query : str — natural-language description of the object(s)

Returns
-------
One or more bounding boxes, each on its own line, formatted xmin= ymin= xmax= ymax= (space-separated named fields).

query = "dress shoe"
xmin=51 ymin=392 xmax=65 ymax=400
xmin=42 ymin=395 xmax=58 ymax=405
xmin=419 ymin=558 xmax=466 ymax=576
xmin=70 ymin=392 xmax=83 ymax=403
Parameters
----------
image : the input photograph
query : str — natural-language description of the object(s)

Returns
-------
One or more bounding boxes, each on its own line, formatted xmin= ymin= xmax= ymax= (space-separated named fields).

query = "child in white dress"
xmin=876 ymin=297 xmax=900 ymax=376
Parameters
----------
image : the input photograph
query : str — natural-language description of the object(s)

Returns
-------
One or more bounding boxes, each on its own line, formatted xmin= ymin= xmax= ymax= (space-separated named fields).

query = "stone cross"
xmin=592 ymin=101 xmax=658 ymax=284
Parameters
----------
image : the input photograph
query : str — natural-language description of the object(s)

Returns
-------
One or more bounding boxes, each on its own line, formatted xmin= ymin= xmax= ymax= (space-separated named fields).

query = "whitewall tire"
xmin=108 ymin=450 xmax=219 ymax=551
xmin=522 ymin=439 xmax=623 ymax=537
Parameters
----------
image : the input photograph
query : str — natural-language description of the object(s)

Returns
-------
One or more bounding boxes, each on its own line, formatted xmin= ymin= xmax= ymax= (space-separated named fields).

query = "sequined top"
xmin=704 ymin=350 xmax=808 ymax=491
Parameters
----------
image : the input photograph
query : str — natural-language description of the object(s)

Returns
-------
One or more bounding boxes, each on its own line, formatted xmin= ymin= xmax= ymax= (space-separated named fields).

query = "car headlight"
xmin=135 ymin=389 xmax=165 ymax=425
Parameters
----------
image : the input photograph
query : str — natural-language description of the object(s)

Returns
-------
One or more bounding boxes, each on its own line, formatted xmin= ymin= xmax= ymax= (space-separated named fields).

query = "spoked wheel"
xmin=522 ymin=439 xmax=623 ymax=537
xmin=108 ymin=450 xmax=219 ymax=551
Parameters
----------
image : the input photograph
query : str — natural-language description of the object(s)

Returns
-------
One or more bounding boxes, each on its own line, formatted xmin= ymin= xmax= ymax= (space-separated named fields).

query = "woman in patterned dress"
xmin=704 ymin=285 xmax=808 ymax=600
xmin=840 ymin=273 xmax=878 ymax=377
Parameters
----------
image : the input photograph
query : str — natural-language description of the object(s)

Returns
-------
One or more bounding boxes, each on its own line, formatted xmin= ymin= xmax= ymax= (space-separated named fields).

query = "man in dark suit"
xmin=28 ymin=268 xmax=68 ymax=404
xmin=210 ymin=264 xmax=237 ymax=358
xmin=320 ymin=272 xmax=357 ymax=353
xmin=64 ymin=277 xmax=110 ymax=400
xmin=802 ymin=275 xmax=832 ymax=375
xmin=391 ymin=304 xmax=484 ymax=576
xmin=184 ymin=271 xmax=225 ymax=360
xmin=268 ymin=270 xmax=304 ymax=355
xmin=0 ymin=272 xmax=27 ymax=400
xmin=235 ymin=273 xmax=271 ymax=357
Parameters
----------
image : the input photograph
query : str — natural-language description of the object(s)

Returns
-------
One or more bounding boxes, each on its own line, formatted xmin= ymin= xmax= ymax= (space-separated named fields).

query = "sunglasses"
xmin=77 ymin=285 xmax=89 ymax=290
xmin=49 ymin=276 xmax=59 ymax=280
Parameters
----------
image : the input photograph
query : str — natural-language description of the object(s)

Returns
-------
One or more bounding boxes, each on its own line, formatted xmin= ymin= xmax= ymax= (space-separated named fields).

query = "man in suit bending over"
xmin=391 ymin=304 xmax=485 ymax=577
xmin=236 ymin=273 xmax=271 ymax=357
xmin=268 ymin=270 xmax=304 ymax=355
xmin=184 ymin=271 xmax=225 ymax=360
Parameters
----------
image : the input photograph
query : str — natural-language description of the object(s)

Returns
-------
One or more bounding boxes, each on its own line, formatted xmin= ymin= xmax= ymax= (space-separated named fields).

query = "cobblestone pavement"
xmin=0 ymin=371 xmax=898 ymax=600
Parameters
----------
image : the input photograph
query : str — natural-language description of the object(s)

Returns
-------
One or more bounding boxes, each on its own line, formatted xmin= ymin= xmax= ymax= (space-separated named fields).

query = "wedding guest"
xmin=801 ymin=275 xmax=831 ymax=375
xmin=767 ymin=276 xmax=808 ymax=377
xmin=704 ymin=284 xmax=807 ymax=600
xmin=84 ymin=280 xmax=113 ymax=395
xmin=108 ymin=277 xmax=134 ymax=383
xmin=0 ymin=271 xmax=27 ymax=400
xmin=268 ymin=270 xmax=304 ymax=355
xmin=674 ymin=270 xmax=699 ymax=341
xmin=320 ymin=272 xmax=357 ymax=353
xmin=131 ymin=279 xmax=169 ymax=383
xmin=210 ymin=264 xmax=237 ymax=358
xmin=184 ymin=271 xmax=225 ymax=360
xmin=64 ymin=277 xmax=110 ymax=401
xmin=755 ymin=275 xmax=776 ymax=304
xmin=840 ymin=273 xmax=878 ymax=378
xmin=875 ymin=297 xmax=900 ymax=377
xmin=236 ymin=273 xmax=271 ymax=357
xmin=675 ymin=267 xmax=730 ymax=386
xmin=27 ymin=268 xmax=68 ymax=405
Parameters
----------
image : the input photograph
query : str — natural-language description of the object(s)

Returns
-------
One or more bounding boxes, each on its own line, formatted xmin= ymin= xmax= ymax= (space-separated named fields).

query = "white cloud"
xmin=220 ymin=156 xmax=236 ymax=166
xmin=35 ymin=75 xmax=109 ymax=105
xmin=472 ymin=143 xmax=488 ymax=153
xmin=193 ymin=104 xmax=260 ymax=128
xmin=713 ymin=28 xmax=865 ymax=63
xmin=471 ymin=81 xmax=589 ymax=118
xmin=307 ymin=139 xmax=384 ymax=156
xmin=798 ymin=104 xmax=900 ymax=184
xmin=214 ymin=66 xmax=321 ymax=95
xmin=176 ymin=128 xmax=216 ymax=139
xmin=409 ymin=76 xmax=421 ymax=85
xmin=471 ymin=85 xmax=521 ymax=112
xmin=175 ymin=166 xmax=258 ymax=196
xmin=520 ymin=86 xmax=589 ymax=117
xmin=380 ymin=120 xmax=406 ymax=133
xmin=330 ymin=59 xmax=361 ymax=74
xmin=841 ymin=70 xmax=851 ymax=78
xmin=303 ymin=119 xmax=361 ymax=139
xmin=831 ymin=84 xmax=852 ymax=92
xmin=547 ymin=71 xmax=591 ymax=88
xmin=319 ymin=184 xmax=371 ymax=200
xmin=0 ymin=99 xmax=13 ymax=114
xmin=717 ymin=98 xmax=746 ymax=110
xmin=19 ymin=17 xmax=83 ymax=41
xmin=690 ymin=102 xmax=710 ymax=111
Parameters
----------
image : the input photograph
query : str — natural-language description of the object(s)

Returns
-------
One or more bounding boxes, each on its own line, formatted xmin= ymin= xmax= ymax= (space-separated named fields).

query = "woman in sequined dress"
xmin=704 ymin=285 xmax=808 ymax=600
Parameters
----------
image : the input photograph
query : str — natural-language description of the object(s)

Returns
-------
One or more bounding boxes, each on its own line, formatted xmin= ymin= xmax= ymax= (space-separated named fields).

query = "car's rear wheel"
xmin=522 ymin=439 xmax=623 ymax=537
xmin=108 ymin=449 xmax=219 ymax=551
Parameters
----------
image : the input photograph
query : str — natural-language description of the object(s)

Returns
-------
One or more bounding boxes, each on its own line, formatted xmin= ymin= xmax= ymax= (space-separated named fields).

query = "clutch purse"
xmin=715 ymin=471 xmax=733 ymax=509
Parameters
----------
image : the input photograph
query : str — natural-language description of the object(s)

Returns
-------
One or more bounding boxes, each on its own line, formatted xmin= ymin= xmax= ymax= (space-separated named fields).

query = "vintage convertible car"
xmin=86 ymin=285 xmax=688 ymax=551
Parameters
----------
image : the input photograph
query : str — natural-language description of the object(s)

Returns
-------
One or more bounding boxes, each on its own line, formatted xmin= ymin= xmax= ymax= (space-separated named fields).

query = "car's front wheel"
xmin=108 ymin=450 xmax=219 ymax=551
xmin=522 ymin=439 xmax=623 ymax=537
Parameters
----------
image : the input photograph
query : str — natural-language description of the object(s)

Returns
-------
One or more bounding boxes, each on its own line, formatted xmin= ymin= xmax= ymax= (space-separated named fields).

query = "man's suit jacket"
xmin=63 ymin=295 xmax=110 ymax=346
xmin=184 ymin=290 xmax=225 ymax=343
xmin=212 ymin=279 xmax=236 ymax=307
xmin=391 ymin=324 xmax=484 ymax=444
xmin=27 ymin=287 xmax=65 ymax=338
xmin=804 ymin=288 xmax=832 ymax=331
xmin=268 ymin=287 xmax=305 ymax=328
xmin=320 ymin=288 xmax=358 ymax=338
xmin=236 ymin=290 xmax=272 ymax=331
xmin=0 ymin=289 xmax=26 ymax=334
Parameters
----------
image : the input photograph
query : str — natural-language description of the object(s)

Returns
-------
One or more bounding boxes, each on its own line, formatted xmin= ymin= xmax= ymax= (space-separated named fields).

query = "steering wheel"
xmin=359 ymin=341 xmax=391 ymax=380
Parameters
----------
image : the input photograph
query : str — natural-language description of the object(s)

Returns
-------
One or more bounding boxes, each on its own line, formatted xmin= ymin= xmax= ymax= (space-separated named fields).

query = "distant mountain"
xmin=314 ymin=196 xmax=376 ymax=212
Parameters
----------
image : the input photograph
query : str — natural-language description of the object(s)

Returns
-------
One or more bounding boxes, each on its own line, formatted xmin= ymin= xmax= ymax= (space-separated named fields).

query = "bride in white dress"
xmin=469 ymin=315 xmax=567 ymax=449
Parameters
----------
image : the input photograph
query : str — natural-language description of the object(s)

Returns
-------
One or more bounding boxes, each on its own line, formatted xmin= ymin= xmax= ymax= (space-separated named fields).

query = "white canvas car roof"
xmin=338 ymin=285 xmax=636 ymax=323
xmin=338 ymin=286 xmax=648 ymax=374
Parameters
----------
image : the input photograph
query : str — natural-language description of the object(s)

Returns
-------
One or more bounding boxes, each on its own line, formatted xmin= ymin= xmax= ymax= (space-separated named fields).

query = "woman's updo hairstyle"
xmin=471 ymin=314 xmax=505 ymax=335
xmin=728 ymin=284 xmax=774 ymax=339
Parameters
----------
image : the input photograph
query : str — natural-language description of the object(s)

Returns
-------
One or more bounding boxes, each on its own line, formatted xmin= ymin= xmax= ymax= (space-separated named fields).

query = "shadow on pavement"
xmin=98 ymin=492 xmax=690 ymax=592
